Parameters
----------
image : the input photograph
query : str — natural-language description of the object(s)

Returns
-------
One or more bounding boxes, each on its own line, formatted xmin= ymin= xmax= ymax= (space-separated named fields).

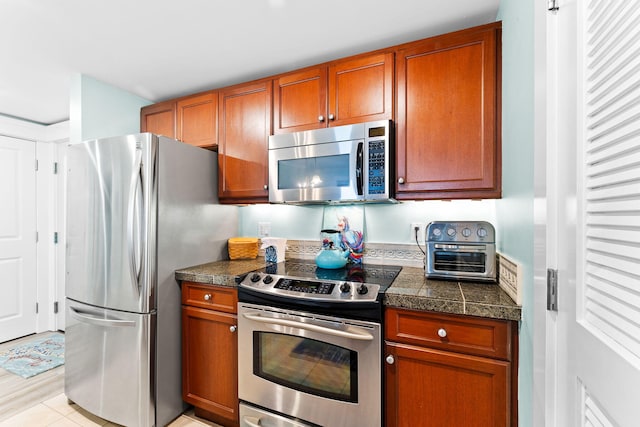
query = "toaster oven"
xmin=425 ymin=221 xmax=496 ymax=282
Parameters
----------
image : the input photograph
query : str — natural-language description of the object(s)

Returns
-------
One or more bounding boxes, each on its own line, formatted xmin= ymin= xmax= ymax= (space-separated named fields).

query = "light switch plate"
xmin=258 ymin=222 xmax=271 ymax=237
xmin=497 ymin=252 xmax=522 ymax=305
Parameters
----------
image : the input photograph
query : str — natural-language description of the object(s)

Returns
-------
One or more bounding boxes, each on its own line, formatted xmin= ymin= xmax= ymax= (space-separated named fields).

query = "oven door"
xmin=268 ymin=139 xmax=364 ymax=203
xmin=238 ymin=303 xmax=381 ymax=427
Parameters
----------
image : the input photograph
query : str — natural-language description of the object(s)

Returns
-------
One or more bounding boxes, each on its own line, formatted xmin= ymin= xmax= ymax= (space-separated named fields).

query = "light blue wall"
xmin=239 ymin=200 xmax=496 ymax=243
xmin=69 ymin=74 xmax=150 ymax=143
xmin=496 ymin=2 xmax=535 ymax=426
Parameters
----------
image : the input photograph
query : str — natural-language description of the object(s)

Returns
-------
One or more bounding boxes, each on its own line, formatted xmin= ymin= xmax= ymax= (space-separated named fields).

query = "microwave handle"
xmin=356 ymin=142 xmax=364 ymax=195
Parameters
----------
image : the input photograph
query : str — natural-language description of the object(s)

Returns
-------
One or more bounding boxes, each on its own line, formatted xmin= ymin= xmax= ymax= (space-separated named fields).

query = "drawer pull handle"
xmin=386 ymin=355 xmax=395 ymax=365
xmin=204 ymin=294 xmax=212 ymax=301
xmin=437 ymin=328 xmax=447 ymax=338
xmin=229 ymin=325 xmax=237 ymax=333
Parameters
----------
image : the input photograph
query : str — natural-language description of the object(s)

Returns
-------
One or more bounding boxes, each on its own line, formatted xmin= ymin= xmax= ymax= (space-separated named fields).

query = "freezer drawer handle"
xmin=70 ymin=307 xmax=136 ymax=328
xmin=242 ymin=312 xmax=373 ymax=341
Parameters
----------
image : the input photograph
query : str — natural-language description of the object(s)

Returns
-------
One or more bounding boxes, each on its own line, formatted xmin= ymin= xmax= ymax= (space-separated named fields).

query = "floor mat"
xmin=0 ymin=333 xmax=64 ymax=378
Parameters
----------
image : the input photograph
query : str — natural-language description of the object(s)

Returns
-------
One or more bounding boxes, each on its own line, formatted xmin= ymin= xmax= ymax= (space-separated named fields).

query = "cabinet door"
xmin=140 ymin=100 xmax=176 ymax=138
xmin=182 ymin=305 xmax=238 ymax=425
xmin=177 ymin=92 xmax=217 ymax=148
xmin=273 ymin=67 xmax=327 ymax=134
xmin=396 ymin=25 xmax=501 ymax=200
xmin=385 ymin=341 xmax=510 ymax=427
xmin=328 ymin=52 xmax=394 ymax=127
xmin=218 ymin=81 xmax=272 ymax=203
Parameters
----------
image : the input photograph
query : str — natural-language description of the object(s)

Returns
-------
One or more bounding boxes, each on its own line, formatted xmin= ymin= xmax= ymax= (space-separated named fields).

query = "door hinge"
xmin=36 ymin=302 xmax=39 ymax=314
xmin=547 ymin=268 xmax=558 ymax=311
xmin=54 ymin=301 xmax=59 ymax=314
xmin=53 ymin=162 xmax=58 ymax=174
xmin=54 ymin=232 xmax=59 ymax=244
xmin=548 ymin=0 xmax=559 ymax=12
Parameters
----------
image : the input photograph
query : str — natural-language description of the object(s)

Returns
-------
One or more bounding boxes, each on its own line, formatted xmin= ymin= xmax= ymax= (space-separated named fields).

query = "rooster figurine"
xmin=337 ymin=216 xmax=364 ymax=263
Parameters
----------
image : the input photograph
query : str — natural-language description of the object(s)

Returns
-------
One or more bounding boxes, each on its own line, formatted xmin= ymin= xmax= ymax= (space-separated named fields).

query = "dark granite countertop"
xmin=175 ymin=260 xmax=521 ymax=322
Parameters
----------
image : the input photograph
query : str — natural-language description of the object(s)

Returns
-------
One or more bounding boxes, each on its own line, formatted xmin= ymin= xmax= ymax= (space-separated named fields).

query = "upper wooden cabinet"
xmin=273 ymin=52 xmax=394 ymax=134
xmin=141 ymin=92 xmax=217 ymax=149
xmin=140 ymin=100 xmax=176 ymax=138
xmin=395 ymin=23 xmax=502 ymax=200
xmin=176 ymin=91 xmax=218 ymax=149
xmin=218 ymin=80 xmax=272 ymax=203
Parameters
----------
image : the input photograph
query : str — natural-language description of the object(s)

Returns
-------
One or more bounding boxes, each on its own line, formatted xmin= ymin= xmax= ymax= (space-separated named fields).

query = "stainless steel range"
xmin=237 ymin=260 xmax=401 ymax=427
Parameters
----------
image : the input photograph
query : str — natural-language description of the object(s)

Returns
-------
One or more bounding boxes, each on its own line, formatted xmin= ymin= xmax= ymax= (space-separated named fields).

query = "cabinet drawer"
xmin=181 ymin=282 xmax=237 ymax=314
xmin=385 ymin=308 xmax=512 ymax=360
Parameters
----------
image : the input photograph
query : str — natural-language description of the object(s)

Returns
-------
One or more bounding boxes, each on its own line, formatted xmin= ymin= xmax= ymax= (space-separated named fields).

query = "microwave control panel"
xmin=368 ymin=139 xmax=386 ymax=194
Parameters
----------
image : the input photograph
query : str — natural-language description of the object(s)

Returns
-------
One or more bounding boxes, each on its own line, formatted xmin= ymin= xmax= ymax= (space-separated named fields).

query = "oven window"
xmin=433 ymin=251 xmax=486 ymax=273
xmin=278 ymin=155 xmax=350 ymax=190
xmin=253 ymin=332 xmax=358 ymax=403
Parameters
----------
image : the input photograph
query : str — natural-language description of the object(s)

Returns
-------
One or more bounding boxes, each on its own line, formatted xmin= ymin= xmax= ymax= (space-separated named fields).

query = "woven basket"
xmin=228 ymin=237 xmax=259 ymax=260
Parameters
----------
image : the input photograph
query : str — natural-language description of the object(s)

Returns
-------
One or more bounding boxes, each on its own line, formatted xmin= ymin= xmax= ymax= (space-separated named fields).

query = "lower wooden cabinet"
xmin=384 ymin=308 xmax=518 ymax=427
xmin=181 ymin=282 xmax=239 ymax=427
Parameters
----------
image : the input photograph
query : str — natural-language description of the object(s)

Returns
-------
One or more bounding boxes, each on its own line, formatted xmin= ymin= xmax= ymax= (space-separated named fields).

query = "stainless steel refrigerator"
xmin=64 ymin=133 xmax=238 ymax=427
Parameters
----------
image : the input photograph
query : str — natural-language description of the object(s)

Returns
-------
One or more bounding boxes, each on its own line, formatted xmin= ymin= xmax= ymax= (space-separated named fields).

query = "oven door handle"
xmin=242 ymin=312 xmax=374 ymax=341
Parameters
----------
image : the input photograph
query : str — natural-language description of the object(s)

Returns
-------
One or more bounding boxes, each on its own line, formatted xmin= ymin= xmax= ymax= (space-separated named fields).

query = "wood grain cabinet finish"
xmin=273 ymin=52 xmax=394 ymax=134
xmin=181 ymin=282 xmax=239 ymax=427
xmin=218 ymin=80 xmax=272 ymax=203
xmin=384 ymin=308 xmax=517 ymax=427
xmin=140 ymin=100 xmax=176 ymax=138
xmin=395 ymin=22 xmax=502 ymax=200
xmin=176 ymin=91 xmax=218 ymax=149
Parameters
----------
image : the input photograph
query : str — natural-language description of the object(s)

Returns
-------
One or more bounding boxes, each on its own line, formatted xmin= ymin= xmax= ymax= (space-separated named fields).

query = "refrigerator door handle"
xmin=69 ymin=307 xmax=136 ymax=328
xmin=127 ymin=147 xmax=143 ymax=294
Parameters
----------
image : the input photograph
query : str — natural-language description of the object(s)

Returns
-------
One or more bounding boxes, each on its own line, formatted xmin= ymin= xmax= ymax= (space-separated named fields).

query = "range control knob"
xmin=250 ymin=273 xmax=261 ymax=283
xmin=356 ymin=284 xmax=369 ymax=295
xmin=462 ymin=228 xmax=472 ymax=238
xmin=446 ymin=228 xmax=457 ymax=237
xmin=477 ymin=227 xmax=488 ymax=238
xmin=340 ymin=283 xmax=351 ymax=293
xmin=262 ymin=275 xmax=274 ymax=285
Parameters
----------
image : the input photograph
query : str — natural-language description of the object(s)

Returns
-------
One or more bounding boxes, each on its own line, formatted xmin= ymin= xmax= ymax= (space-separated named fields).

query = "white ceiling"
xmin=0 ymin=0 xmax=500 ymax=125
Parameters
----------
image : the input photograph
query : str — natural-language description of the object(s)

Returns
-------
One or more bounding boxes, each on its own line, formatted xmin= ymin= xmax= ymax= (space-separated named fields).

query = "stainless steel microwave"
xmin=268 ymin=120 xmax=394 ymax=204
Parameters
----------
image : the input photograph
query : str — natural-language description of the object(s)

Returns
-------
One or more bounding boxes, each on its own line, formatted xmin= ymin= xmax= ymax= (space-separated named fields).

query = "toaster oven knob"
xmin=437 ymin=328 xmax=448 ymax=338
xmin=432 ymin=228 xmax=442 ymax=237
xmin=446 ymin=228 xmax=456 ymax=237
xmin=477 ymin=227 xmax=488 ymax=238
xmin=462 ymin=227 xmax=472 ymax=238
xmin=356 ymin=284 xmax=368 ymax=295
xmin=250 ymin=273 xmax=261 ymax=283
xmin=340 ymin=283 xmax=351 ymax=293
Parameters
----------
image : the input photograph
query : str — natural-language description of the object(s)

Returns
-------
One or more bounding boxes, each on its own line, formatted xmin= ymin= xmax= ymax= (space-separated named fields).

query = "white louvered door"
xmin=553 ymin=0 xmax=640 ymax=425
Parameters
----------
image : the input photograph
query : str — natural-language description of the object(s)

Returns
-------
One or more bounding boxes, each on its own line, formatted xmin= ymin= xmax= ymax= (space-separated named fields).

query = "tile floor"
xmin=0 ymin=392 xmax=223 ymax=427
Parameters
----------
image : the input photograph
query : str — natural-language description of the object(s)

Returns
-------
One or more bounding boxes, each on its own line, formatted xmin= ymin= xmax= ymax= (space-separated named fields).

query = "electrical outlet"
xmin=258 ymin=222 xmax=271 ymax=237
xmin=410 ymin=222 xmax=425 ymax=242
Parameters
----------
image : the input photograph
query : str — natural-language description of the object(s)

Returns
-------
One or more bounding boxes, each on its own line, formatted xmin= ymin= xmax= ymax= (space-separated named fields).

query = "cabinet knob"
xmin=203 ymin=294 xmax=212 ymax=301
xmin=437 ymin=328 xmax=447 ymax=338
xmin=328 ymin=113 xmax=335 ymax=121
xmin=385 ymin=355 xmax=395 ymax=365
xmin=318 ymin=115 xmax=325 ymax=122
xmin=263 ymin=184 xmax=268 ymax=190
xmin=398 ymin=177 xmax=405 ymax=184
xmin=229 ymin=325 xmax=237 ymax=333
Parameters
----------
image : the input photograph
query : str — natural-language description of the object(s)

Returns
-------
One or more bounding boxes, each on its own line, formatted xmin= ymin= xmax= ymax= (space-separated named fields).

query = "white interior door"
xmin=0 ymin=135 xmax=37 ymax=343
xmin=551 ymin=0 xmax=640 ymax=425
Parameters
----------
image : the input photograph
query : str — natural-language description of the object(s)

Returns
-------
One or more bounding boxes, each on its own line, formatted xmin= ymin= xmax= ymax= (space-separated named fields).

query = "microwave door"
xmin=270 ymin=140 xmax=363 ymax=203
